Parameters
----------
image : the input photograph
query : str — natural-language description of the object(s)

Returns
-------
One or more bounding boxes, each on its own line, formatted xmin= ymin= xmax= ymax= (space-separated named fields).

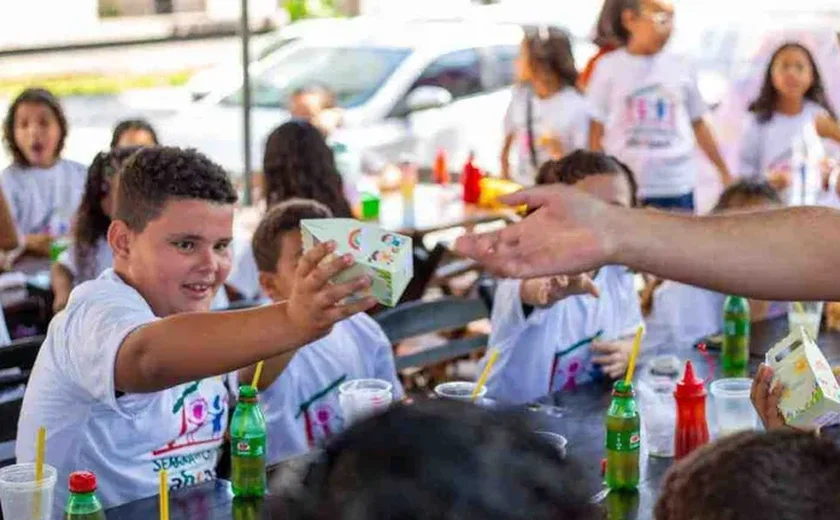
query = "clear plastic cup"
xmin=338 ymin=378 xmax=393 ymax=425
xmin=534 ymin=431 xmax=568 ymax=458
xmin=710 ymin=378 xmax=758 ymax=436
xmin=0 ymin=463 xmax=57 ymax=520
xmin=789 ymin=302 xmax=824 ymax=340
xmin=637 ymin=376 xmax=676 ymax=458
xmin=434 ymin=381 xmax=487 ymax=402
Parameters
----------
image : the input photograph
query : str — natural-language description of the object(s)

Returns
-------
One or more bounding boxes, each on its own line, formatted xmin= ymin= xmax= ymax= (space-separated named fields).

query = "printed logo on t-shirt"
xmin=549 ymin=331 xmax=604 ymax=393
xmin=295 ymin=375 xmax=347 ymax=448
xmin=623 ymin=85 xmax=679 ymax=149
xmin=151 ymin=379 xmax=228 ymax=490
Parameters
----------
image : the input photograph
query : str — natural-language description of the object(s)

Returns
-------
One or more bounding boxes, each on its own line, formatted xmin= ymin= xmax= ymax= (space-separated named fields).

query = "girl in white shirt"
xmin=1 ymin=88 xmax=86 ymax=268
xmin=500 ymin=26 xmax=589 ymax=186
xmin=482 ymin=151 xmax=643 ymax=404
xmin=739 ymin=42 xmax=840 ymax=195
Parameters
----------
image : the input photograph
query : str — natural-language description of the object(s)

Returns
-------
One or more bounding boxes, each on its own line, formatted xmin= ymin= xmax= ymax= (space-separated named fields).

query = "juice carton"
xmin=301 ymin=219 xmax=413 ymax=307
xmin=766 ymin=326 xmax=840 ymax=428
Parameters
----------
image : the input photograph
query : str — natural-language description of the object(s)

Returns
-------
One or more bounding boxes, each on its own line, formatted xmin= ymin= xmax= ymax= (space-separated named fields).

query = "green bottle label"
xmin=606 ymin=430 xmax=641 ymax=452
xmin=724 ymin=317 xmax=750 ymax=337
xmin=232 ymin=436 xmax=265 ymax=458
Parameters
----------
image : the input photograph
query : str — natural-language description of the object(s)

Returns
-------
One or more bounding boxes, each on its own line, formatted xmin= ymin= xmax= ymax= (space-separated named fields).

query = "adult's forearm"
xmin=612 ymin=206 xmax=840 ymax=300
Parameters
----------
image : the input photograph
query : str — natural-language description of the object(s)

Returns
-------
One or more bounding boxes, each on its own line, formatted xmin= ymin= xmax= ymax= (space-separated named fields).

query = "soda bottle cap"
xmin=612 ymin=380 xmax=634 ymax=395
xmin=675 ymin=361 xmax=706 ymax=398
xmin=239 ymin=385 xmax=258 ymax=400
xmin=68 ymin=471 xmax=97 ymax=493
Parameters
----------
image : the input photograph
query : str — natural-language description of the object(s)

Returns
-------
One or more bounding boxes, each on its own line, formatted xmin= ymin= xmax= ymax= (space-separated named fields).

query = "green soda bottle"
xmin=722 ymin=296 xmax=750 ymax=377
xmin=230 ymin=385 xmax=267 ymax=497
xmin=605 ymin=380 xmax=640 ymax=490
xmin=64 ymin=471 xmax=106 ymax=520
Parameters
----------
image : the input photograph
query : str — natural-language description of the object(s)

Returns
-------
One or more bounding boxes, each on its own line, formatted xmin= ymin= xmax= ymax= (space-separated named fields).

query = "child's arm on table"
xmin=693 ymin=118 xmax=733 ymax=186
xmin=115 ymin=241 xmax=376 ymax=393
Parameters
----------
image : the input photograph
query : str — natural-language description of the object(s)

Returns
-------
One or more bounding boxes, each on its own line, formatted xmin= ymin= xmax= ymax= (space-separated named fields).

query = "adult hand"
xmin=520 ymin=273 xmax=600 ymax=308
xmin=750 ymin=363 xmax=786 ymax=430
xmin=591 ymin=339 xmax=633 ymax=379
xmin=454 ymin=184 xmax=619 ymax=279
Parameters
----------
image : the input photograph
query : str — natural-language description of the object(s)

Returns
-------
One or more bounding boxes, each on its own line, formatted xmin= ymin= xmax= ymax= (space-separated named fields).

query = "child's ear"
xmin=107 ymin=220 xmax=131 ymax=260
xmin=620 ymin=8 xmax=636 ymax=32
xmin=258 ymin=272 xmax=281 ymax=301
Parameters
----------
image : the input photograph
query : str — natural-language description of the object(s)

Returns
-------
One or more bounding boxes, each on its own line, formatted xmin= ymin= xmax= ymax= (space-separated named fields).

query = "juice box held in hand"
xmin=766 ymin=326 xmax=840 ymax=428
xmin=301 ymin=219 xmax=413 ymax=307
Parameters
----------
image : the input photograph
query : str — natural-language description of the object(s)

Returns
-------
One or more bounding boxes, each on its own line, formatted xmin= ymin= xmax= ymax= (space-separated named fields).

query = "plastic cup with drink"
xmin=0 ymin=463 xmax=57 ymax=520
xmin=434 ymin=381 xmax=487 ymax=402
xmin=789 ymin=301 xmax=823 ymax=340
xmin=709 ymin=378 xmax=758 ymax=436
xmin=338 ymin=378 xmax=394 ymax=426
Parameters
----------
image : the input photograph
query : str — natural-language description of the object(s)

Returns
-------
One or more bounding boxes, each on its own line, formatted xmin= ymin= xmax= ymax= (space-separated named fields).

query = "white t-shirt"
xmin=738 ymin=101 xmax=829 ymax=177
xmin=57 ymin=237 xmax=113 ymax=284
xmin=0 ymin=159 xmax=87 ymax=236
xmin=504 ymin=85 xmax=590 ymax=186
xmin=483 ymin=266 xmax=642 ymax=404
xmin=260 ymin=312 xmax=404 ymax=464
xmin=16 ymin=269 xmax=230 ymax=514
xmin=226 ymin=236 xmax=267 ymax=302
xmin=587 ymin=49 xmax=707 ymax=198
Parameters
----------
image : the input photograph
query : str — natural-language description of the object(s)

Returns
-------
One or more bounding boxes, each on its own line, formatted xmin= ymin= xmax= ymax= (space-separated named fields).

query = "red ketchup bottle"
xmin=673 ymin=360 xmax=709 ymax=460
xmin=462 ymin=151 xmax=483 ymax=204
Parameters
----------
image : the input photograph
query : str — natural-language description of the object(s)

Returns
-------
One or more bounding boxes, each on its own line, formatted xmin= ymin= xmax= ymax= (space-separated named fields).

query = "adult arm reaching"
xmin=454 ymin=185 xmax=840 ymax=301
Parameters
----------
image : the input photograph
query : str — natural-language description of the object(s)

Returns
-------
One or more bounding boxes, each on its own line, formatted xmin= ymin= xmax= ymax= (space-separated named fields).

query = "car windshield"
xmin=220 ymin=45 xmax=411 ymax=109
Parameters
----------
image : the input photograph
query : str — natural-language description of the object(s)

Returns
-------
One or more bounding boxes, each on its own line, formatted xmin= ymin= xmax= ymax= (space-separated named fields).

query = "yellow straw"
xmin=793 ymin=301 xmax=806 ymax=314
xmin=623 ymin=325 xmax=645 ymax=385
xmin=251 ymin=360 xmax=264 ymax=390
xmin=472 ymin=349 xmax=500 ymax=402
xmin=159 ymin=470 xmax=169 ymax=520
xmin=33 ymin=426 xmax=45 ymax=520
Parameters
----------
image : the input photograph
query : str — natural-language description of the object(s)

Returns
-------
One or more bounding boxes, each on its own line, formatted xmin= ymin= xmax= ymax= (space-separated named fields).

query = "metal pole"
xmin=240 ymin=0 xmax=253 ymax=205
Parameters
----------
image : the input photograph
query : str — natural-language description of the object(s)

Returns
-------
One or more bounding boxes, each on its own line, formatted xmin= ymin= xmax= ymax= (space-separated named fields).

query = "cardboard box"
xmin=301 ymin=219 xmax=413 ymax=307
xmin=766 ymin=327 xmax=840 ymax=428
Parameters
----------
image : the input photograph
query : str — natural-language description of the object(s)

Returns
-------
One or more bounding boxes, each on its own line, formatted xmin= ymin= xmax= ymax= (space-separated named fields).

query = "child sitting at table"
xmin=279 ymin=399 xmax=601 ymax=520
xmin=241 ymin=198 xmax=403 ymax=464
xmin=642 ymin=180 xmax=785 ymax=354
xmin=226 ymin=120 xmax=353 ymax=302
xmin=481 ymin=151 xmax=642 ymax=404
xmin=655 ymin=429 xmax=840 ymax=519
xmin=15 ymin=147 xmax=376 ymax=514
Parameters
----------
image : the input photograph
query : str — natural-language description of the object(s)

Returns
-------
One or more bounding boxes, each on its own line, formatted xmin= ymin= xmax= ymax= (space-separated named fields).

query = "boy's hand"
xmin=25 ymin=233 xmax=52 ymax=257
xmin=750 ymin=363 xmax=786 ymax=430
xmin=287 ymin=241 xmax=376 ymax=341
xmin=591 ymin=339 xmax=632 ymax=379
xmin=520 ymin=274 xmax=599 ymax=308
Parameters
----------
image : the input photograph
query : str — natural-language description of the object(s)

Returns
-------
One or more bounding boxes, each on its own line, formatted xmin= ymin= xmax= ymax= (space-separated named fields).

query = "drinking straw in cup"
xmin=434 ymin=381 xmax=488 ymax=402
xmin=789 ymin=301 xmax=823 ymax=340
xmin=472 ymin=348 xmax=499 ymax=402
xmin=251 ymin=361 xmax=264 ymax=390
xmin=623 ymin=325 xmax=645 ymax=384
xmin=159 ymin=469 xmax=169 ymax=520
xmin=0 ymin=464 xmax=57 ymax=520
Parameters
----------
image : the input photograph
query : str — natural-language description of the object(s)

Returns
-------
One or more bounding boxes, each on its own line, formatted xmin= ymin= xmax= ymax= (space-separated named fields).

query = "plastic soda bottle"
xmin=230 ymin=385 xmax=267 ymax=497
xmin=605 ymin=380 xmax=640 ymax=490
xmin=722 ymin=295 xmax=750 ymax=377
xmin=673 ymin=360 xmax=710 ymax=460
xmin=64 ymin=471 xmax=106 ymax=520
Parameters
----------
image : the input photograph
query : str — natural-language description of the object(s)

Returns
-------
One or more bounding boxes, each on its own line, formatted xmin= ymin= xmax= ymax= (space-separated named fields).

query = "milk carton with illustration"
xmin=766 ymin=326 xmax=840 ymax=428
xmin=301 ymin=219 xmax=413 ymax=307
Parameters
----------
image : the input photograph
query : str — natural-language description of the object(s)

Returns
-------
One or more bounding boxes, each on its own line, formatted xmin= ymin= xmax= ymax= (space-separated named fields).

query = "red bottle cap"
xmin=600 ymin=458 xmax=607 ymax=477
xmin=68 ymin=471 xmax=97 ymax=494
xmin=674 ymin=360 xmax=706 ymax=398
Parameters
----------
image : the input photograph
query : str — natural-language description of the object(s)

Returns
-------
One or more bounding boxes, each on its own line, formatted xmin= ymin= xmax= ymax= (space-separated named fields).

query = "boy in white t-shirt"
xmin=15 ymin=147 xmax=377 ymax=514
xmin=481 ymin=151 xmax=643 ymax=404
xmin=587 ymin=0 xmax=732 ymax=211
xmin=242 ymin=199 xmax=403 ymax=464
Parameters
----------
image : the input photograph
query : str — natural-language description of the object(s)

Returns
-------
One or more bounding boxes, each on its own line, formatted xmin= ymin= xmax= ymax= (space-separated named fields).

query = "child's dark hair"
xmin=74 ymin=146 xmax=142 ymax=281
xmin=262 ymin=120 xmax=353 ymax=218
xmin=537 ymin=150 xmax=639 ymax=207
xmin=251 ymin=198 xmax=332 ymax=273
xmin=748 ymin=42 xmax=837 ymax=124
xmin=609 ymin=0 xmax=641 ymax=46
xmin=281 ymin=399 xmax=600 ymax=520
xmin=712 ymin=179 xmax=782 ymax=213
xmin=110 ymin=119 xmax=159 ymax=149
xmin=523 ymin=25 xmax=579 ymax=90
xmin=655 ymin=429 xmax=840 ymax=520
xmin=2 ymin=87 xmax=68 ymax=167
xmin=114 ymin=146 xmax=238 ymax=232
xmin=594 ymin=0 xmax=625 ymax=48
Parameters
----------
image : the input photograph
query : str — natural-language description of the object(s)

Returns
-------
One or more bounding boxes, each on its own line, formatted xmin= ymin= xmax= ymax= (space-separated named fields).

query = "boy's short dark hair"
xmin=3 ymin=87 xmax=69 ymax=167
xmin=713 ymin=179 xmax=782 ymax=214
xmin=537 ymin=150 xmax=639 ymax=207
xmin=114 ymin=146 xmax=238 ymax=232
xmin=251 ymin=199 xmax=332 ymax=273
xmin=655 ymin=429 xmax=840 ymax=520
xmin=281 ymin=399 xmax=600 ymax=520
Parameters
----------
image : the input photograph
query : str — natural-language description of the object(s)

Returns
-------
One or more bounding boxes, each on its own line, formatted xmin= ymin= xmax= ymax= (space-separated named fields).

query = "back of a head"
xmin=251 ymin=198 xmax=333 ymax=273
xmin=656 ymin=429 xmax=840 ymax=520
xmin=114 ymin=146 xmax=238 ymax=232
xmin=262 ymin=120 xmax=353 ymax=218
xmin=283 ymin=399 xmax=599 ymax=520
xmin=523 ymin=25 xmax=578 ymax=89
xmin=537 ymin=150 xmax=639 ymax=206
xmin=712 ymin=180 xmax=781 ymax=214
